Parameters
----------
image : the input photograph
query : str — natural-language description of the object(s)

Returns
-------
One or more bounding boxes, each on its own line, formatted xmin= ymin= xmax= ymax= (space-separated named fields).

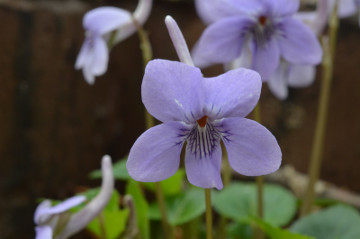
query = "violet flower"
xmin=331 ymin=0 xmax=360 ymax=22
xmin=127 ymin=53 xmax=281 ymax=190
xmin=34 ymin=155 xmax=114 ymax=239
xmin=192 ymin=0 xmax=322 ymax=81
xmin=267 ymin=61 xmax=316 ymax=100
xmin=265 ymin=0 xmax=327 ymax=100
xmin=34 ymin=196 xmax=86 ymax=239
xmin=75 ymin=0 xmax=152 ymax=85
xmin=126 ymin=16 xmax=281 ymax=190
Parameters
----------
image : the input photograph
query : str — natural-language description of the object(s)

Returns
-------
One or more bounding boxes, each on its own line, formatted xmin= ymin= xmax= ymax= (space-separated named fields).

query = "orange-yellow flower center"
xmin=197 ymin=116 xmax=208 ymax=128
xmin=259 ymin=16 xmax=267 ymax=26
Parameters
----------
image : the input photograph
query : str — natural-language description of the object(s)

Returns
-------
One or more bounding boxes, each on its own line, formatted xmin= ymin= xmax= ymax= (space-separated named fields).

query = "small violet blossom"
xmin=127 ymin=60 xmax=281 ymax=189
xmin=126 ymin=60 xmax=281 ymax=189
xmin=192 ymin=0 xmax=322 ymax=82
xmin=75 ymin=0 xmax=152 ymax=84
xmin=331 ymin=0 xmax=360 ymax=25
xmin=127 ymin=16 xmax=281 ymax=190
xmin=34 ymin=155 xmax=114 ymax=239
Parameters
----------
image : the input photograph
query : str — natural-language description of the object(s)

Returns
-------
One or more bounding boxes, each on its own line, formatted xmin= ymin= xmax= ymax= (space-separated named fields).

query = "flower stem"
xmin=98 ymin=213 xmax=107 ymax=239
xmin=216 ymin=144 xmax=230 ymax=239
xmin=300 ymin=2 xmax=339 ymax=216
xmin=205 ymin=189 xmax=213 ymax=239
xmin=253 ymin=103 xmax=264 ymax=239
xmin=135 ymin=20 xmax=172 ymax=238
xmin=155 ymin=182 xmax=173 ymax=239
xmin=254 ymin=104 xmax=263 ymax=219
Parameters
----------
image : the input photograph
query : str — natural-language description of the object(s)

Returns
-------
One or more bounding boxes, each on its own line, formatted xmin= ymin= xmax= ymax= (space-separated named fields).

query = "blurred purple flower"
xmin=75 ymin=0 xmax=152 ymax=85
xmin=126 ymin=59 xmax=281 ymax=190
xmin=332 ymin=0 xmax=360 ymax=21
xmin=34 ymin=196 xmax=86 ymax=239
xmin=192 ymin=0 xmax=322 ymax=81
xmin=268 ymin=61 xmax=316 ymax=100
xmin=34 ymin=155 xmax=114 ymax=239
xmin=296 ymin=0 xmax=329 ymax=36
xmin=265 ymin=0 xmax=327 ymax=100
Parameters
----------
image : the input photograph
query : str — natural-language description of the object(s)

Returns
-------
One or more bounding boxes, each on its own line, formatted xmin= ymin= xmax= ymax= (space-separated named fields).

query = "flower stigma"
xmin=197 ymin=115 xmax=208 ymax=128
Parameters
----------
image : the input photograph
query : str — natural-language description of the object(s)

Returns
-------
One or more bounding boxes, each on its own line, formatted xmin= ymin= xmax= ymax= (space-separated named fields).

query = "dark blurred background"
xmin=0 ymin=0 xmax=359 ymax=238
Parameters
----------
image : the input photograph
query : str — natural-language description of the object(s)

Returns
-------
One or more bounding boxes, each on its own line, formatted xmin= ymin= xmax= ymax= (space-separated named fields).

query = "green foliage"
xmin=148 ymin=187 xmax=206 ymax=225
xmin=126 ymin=179 xmax=150 ymax=239
xmin=252 ymin=217 xmax=315 ymax=239
xmin=227 ymin=222 xmax=253 ymax=239
xmin=213 ymin=182 xmax=297 ymax=226
xmin=89 ymin=157 xmax=130 ymax=180
xmin=291 ymin=205 xmax=360 ymax=239
xmin=87 ymin=209 xmax=129 ymax=239
xmin=142 ymin=169 xmax=185 ymax=196
xmin=73 ymin=189 xmax=130 ymax=239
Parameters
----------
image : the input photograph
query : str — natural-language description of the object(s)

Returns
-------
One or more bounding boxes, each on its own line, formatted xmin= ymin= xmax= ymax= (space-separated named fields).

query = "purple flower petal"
xmin=288 ymin=64 xmax=316 ymax=87
xmin=127 ymin=122 xmax=186 ymax=182
xmin=203 ymin=68 xmax=262 ymax=118
xmin=142 ymin=60 xmax=204 ymax=123
xmin=84 ymin=7 xmax=132 ymax=35
xmin=185 ymin=140 xmax=223 ymax=190
xmin=251 ymin=36 xmax=280 ymax=81
xmin=36 ymin=196 xmax=86 ymax=222
xmin=224 ymin=43 xmax=252 ymax=71
xmin=91 ymin=37 xmax=109 ymax=76
xmin=227 ymin=0 xmax=264 ymax=15
xmin=219 ymin=117 xmax=281 ymax=176
xmin=35 ymin=226 xmax=52 ymax=239
xmin=278 ymin=17 xmax=322 ymax=65
xmin=268 ymin=63 xmax=288 ymax=100
xmin=192 ymin=16 xmax=255 ymax=68
xmin=34 ymin=200 xmax=52 ymax=224
xmin=75 ymin=37 xmax=108 ymax=85
xmin=195 ymin=0 xmax=243 ymax=25
xmin=266 ymin=0 xmax=299 ymax=16
xmin=336 ymin=0 xmax=357 ymax=18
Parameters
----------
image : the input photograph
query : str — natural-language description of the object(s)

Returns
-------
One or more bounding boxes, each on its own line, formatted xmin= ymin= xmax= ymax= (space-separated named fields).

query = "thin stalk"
xmin=253 ymin=103 xmax=264 ymax=239
xmin=300 ymin=1 xmax=339 ymax=216
xmin=155 ymin=182 xmax=173 ymax=239
xmin=254 ymin=104 xmax=263 ymax=219
xmin=98 ymin=213 xmax=107 ymax=239
xmin=216 ymin=144 xmax=230 ymax=239
xmin=205 ymin=189 xmax=213 ymax=239
xmin=135 ymin=20 xmax=172 ymax=238
xmin=182 ymin=217 xmax=200 ymax=239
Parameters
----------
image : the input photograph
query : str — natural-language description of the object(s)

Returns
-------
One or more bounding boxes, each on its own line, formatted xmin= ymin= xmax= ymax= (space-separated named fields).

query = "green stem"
xmin=155 ymin=182 xmax=173 ymax=239
xmin=135 ymin=19 xmax=172 ymax=238
xmin=300 ymin=1 xmax=339 ymax=216
xmin=216 ymin=144 xmax=230 ymax=239
xmin=254 ymin=103 xmax=264 ymax=239
xmin=254 ymin=103 xmax=263 ymax=220
xmin=205 ymin=189 xmax=213 ymax=239
xmin=98 ymin=213 xmax=107 ymax=239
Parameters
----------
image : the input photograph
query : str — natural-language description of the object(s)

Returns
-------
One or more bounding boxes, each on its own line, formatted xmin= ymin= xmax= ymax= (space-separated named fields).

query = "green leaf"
xmin=126 ymin=180 xmax=150 ymax=239
xmin=291 ymin=205 xmax=360 ymax=239
xmin=87 ymin=209 xmax=130 ymax=239
xmin=142 ymin=169 xmax=185 ymax=196
xmin=148 ymin=187 xmax=206 ymax=225
xmin=227 ymin=222 xmax=253 ymax=239
xmin=213 ymin=182 xmax=297 ymax=226
xmin=89 ymin=158 xmax=130 ymax=180
xmin=252 ymin=217 xmax=314 ymax=239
